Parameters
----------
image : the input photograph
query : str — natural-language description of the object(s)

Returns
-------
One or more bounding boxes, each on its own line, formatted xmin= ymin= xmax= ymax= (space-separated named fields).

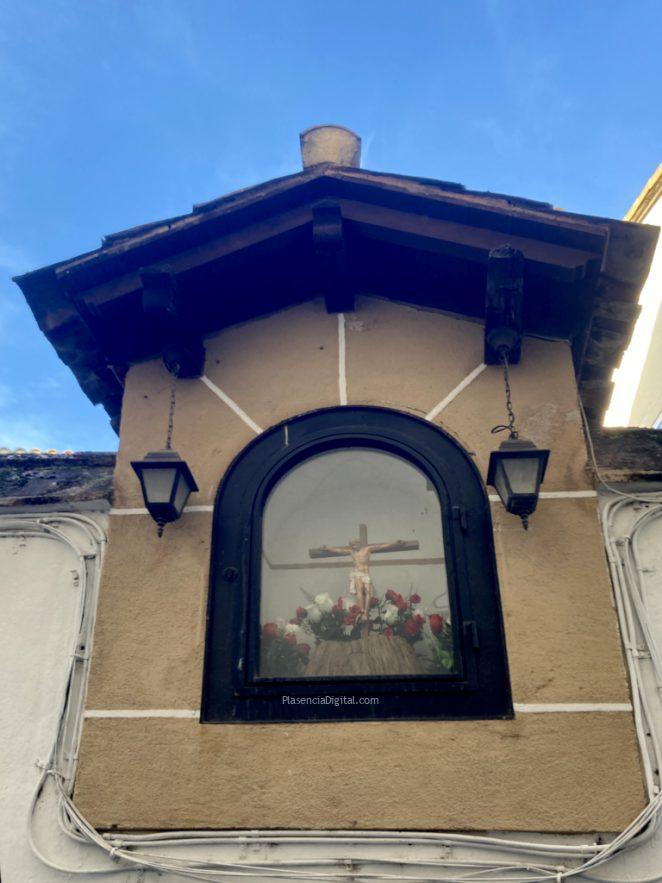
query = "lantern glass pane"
xmin=503 ymin=456 xmax=540 ymax=495
xmin=142 ymin=466 xmax=178 ymax=505
xmin=172 ymin=470 xmax=192 ymax=514
xmin=491 ymin=460 xmax=511 ymax=504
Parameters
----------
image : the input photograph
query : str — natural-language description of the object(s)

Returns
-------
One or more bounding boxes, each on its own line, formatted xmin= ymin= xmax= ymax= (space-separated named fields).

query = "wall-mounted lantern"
xmin=487 ymin=343 xmax=550 ymax=530
xmin=487 ymin=436 xmax=549 ymax=529
xmin=132 ymin=450 xmax=199 ymax=537
xmin=131 ymin=374 xmax=198 ymax=537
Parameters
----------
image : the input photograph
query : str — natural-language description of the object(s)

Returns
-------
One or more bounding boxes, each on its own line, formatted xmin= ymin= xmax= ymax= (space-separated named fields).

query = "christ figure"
xmin=309 ymin=524 xmax=419 ymax=621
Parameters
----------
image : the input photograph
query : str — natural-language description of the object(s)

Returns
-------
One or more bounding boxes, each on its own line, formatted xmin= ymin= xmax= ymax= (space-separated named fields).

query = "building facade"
xmin=4 ymin=126 xmax=662 ymax=881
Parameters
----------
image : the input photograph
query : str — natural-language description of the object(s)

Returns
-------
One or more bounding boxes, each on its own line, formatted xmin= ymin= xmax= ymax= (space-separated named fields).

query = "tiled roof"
xmin=0 ymin=447 xmax=76 ymax=458
xmin=0 ymin=452 xmax=115 ymax=507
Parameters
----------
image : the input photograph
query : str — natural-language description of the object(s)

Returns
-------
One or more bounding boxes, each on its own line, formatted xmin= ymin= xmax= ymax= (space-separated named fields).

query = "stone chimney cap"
xmin=299 ymin=125 xmax=361 ymax=169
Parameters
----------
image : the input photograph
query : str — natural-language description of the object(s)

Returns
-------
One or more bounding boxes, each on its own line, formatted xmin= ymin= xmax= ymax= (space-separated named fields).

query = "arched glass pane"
xmin=259 ymin=448 xmax=454 ymax=679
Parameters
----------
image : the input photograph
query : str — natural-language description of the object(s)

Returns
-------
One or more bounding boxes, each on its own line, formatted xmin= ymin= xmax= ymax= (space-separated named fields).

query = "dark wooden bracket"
xmin=484 ymin=245 xmax=524 ymax=364
xmin=312 ymin=200 xmax=354 ymax=313
xmin=140 ymin=268 xmax=205 ymax=377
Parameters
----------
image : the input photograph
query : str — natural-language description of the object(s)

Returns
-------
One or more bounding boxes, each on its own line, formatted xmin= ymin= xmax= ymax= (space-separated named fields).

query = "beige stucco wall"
xmin=77 ymin=296 xmax=644 ymax=832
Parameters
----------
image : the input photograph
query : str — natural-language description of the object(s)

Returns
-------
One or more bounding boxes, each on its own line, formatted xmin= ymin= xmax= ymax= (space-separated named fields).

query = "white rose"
xmin=314 ymin=592 xmax=333 ymax=613
xmin=382 ymin=603 xmax=399 ymax=626
xmin=307 ymin=605 xmax=322 ymax=623
xmin=284 ymin=623 xmax=302 ymax=637
xmin=276 ymin=617 xmax=286 ymax=631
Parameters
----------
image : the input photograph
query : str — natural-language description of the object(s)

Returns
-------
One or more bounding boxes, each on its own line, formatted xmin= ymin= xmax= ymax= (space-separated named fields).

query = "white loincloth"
xmin=349 ymin=570 xmax=372 ymax=595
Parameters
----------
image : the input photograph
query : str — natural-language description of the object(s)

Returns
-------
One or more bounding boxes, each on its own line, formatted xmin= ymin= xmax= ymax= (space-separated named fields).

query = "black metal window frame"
xmin=202 ymin=406 xmax=512 ymax=723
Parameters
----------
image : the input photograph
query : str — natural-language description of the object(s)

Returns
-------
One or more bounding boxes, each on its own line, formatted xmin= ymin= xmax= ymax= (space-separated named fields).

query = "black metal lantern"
xmin=132 ymin=450 xmax=199 ymax=537
xmin=487 ymin=437 xmax=549 ymax=529
xmin=487 ymin=345 xmax=551 ymax=529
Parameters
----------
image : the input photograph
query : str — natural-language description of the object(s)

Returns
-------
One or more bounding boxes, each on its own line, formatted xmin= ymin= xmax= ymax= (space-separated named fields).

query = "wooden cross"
xmin=308 ymin=523 xmax=419 ymax=560
xmin=262 ymin=523 xmax=442 ymax=572
xmin=308 ymin=524 xmax=420 ymax=622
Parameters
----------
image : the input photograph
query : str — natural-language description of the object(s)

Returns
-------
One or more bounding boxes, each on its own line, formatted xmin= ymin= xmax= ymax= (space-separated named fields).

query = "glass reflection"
xmin=259 ymin=448 xmax=454 ymax=678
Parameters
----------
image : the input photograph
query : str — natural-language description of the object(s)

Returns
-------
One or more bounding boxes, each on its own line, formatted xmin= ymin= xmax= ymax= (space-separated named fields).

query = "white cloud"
xmin=361 ymin=132 xmax=375 ymax=168
xmin=0 ymin=416 xmax=52 ymax=451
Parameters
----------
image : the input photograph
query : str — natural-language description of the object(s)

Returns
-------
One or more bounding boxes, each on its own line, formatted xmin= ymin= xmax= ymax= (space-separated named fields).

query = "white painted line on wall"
xmin=538 ymin=490 xmax=598 ymax=499
xmin=487 ymin=491 xmax=598 ymax=503
xmin=425 ymin=363 xmax=487 ymax=422
xmin=84 ymin=709 xmax=200 ymax=719
xmin=200 ymin=375 xmax=263 ymax=434
xmin=84 ymin=703 xmax=632 ymax=719
xmin=112 ymin=495 xmax=597 ymax=516
xmin=338 ymin=312 xmax=348 ymax=405
xmin=110 ymin=505 xmax=214 ymax=516
xmin=514 ymin=703 xmax=632 ymax=714
xmin=111 ymin=494 xmax=597 ymax=516
xmin=109 ymin=507 xmax=149 ymax=516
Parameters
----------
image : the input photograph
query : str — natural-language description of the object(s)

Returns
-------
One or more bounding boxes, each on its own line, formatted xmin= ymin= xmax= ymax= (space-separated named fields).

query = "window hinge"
xmin=463 ymin=620 xmax=480 ymax=650
xmin=452 ymin=505 xmax=468 ymax=532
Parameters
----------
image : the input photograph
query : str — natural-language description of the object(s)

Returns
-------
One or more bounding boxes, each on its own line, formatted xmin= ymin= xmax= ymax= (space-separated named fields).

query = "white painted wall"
xmin=0 ymin=511 xmax=126 ymax=882
xmin=593 ymin=489 xmax=662 ymax=880
xmin=606 ymin=196 xmax=662 ymax=427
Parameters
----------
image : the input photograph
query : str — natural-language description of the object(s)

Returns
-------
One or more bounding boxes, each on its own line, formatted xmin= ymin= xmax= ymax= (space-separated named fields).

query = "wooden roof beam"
xmin=340 ymin=200 xmax=604 ymax=281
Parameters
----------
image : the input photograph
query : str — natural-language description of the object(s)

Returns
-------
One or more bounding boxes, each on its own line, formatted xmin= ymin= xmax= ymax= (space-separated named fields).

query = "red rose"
xmin=395 ymin=595 xmax=408 ymax=613
xmin=349 ymin=604 xmax=360 ymax=614
xmin=385 ymin=588 xmax=397 ymax=602
xmin=289 ymin=618 xmax=299 ymax=625
xmin=414 ymin=613 xmax=425 ymax=625
xmin=344 ymin=612 xmax=358 ymax=626
xmin=297 ymin=643 xmax=311 ymax=656
xmin=404 ymin=617 xmax=422 ymax=637
xmin=284 ymin=633 xmax=297 ymax=645
xmin=410 ymin=593 xmax=421 ymax=605
xmin=332 ymin=603 xmax=342 ymax=614
xmin=370 ymin=596 xmax=379 ymax=607
xmin=296 ymin=606 xmax=307 ymax=620
xmin=429 ymin=614 xmax=445 ymax=635
xmin=383 ymin=627 xmax=394 ymax=637
xmin=262 ymin=622 xmax=278 ymax=639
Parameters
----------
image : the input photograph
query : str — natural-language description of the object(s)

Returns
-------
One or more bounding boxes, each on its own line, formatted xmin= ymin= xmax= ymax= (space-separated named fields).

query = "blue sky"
xmin=1 ymin=0 xmax=660 ymax=451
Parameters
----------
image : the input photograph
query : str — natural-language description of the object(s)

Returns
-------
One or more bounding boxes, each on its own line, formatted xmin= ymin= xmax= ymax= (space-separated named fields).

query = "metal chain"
xmin=165 ymin=373 xmax=176 ymax=450
xmin=500 ymin=349 xmax=518 ymax=439
xmin=491 ymin=348 xmax=519 ymax=439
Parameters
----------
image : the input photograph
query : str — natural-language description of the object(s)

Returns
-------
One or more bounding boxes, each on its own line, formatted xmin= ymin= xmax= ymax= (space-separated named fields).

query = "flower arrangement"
xmin=260 ymin=620 xmax=311 ymax=678
xmin=260 ymin=588 xmax=455 ymax=676
xmin=426 ymin=612 xmax=454 ymax=674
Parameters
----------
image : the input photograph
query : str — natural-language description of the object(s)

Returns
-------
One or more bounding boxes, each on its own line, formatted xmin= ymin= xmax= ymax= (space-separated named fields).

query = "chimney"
xmin=299 ymin=125 xmax=361 ymax=169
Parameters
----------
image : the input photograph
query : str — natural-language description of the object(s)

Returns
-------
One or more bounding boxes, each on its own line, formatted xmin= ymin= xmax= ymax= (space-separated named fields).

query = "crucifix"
xmin=309 ymin=524 xmax=419 ymax=621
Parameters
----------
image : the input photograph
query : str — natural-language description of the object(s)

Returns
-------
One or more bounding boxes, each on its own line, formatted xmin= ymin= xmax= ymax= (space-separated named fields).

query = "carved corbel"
xmin=140 ymin=268 xmax=205 ymax=377
xmin=484 ymin=245 xmax=524 ymax=364
xmin=312 ymin=200 xmax=354 ymax=313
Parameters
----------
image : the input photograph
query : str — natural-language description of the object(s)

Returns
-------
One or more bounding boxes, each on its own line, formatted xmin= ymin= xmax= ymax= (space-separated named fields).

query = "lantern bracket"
xmin=140 ymin=268 xmax=205 ymax=378
xmin=484 ymin=245 xmax=524 ymax=365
